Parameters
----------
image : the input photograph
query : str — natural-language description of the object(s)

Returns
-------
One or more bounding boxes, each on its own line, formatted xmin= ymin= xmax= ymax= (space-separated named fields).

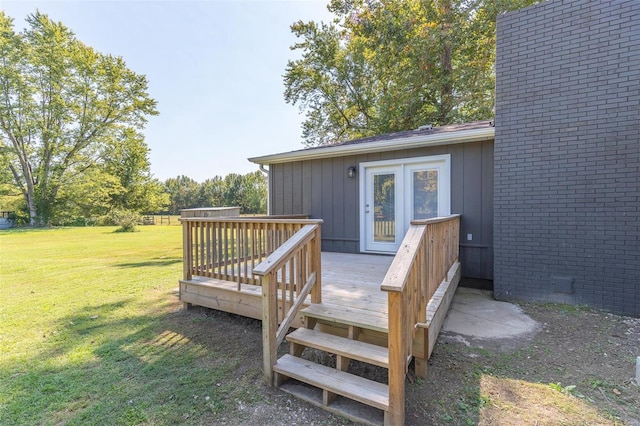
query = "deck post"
xmin=387 ymin=290 xmax=406 ymax=426
xmin=412 ymin=326 xmax=428 ymax=379
xmin=311 ymin=223 xmax=322 ymax=304
xmin=182 ymin=220 xmax=193 ymax=310
xmin=261 ymin=271 xmax=278 ymax=385
xmin=182 ymin=220 xmax=192 ymax=281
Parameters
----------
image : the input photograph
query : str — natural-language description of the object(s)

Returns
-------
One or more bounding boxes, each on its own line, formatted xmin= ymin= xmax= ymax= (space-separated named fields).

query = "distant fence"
xmin=140 ymin=214 xmax=181 ymax=226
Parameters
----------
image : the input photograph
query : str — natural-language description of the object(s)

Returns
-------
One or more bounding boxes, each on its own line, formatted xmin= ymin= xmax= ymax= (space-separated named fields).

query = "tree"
xmin=53 ymin=167 xmax=122 ymax=225
xmin=284 ymin=0 xmax=538 ymax=146
xmin=222 ymin=173 xmax=244 ymax=209
xmin=164 ymin=175 xmax=200 ymax=215
xmin=198 ymin=176 xmax=225 ymax=208
xmin=240 ymin=171 xmax=267 ymax=214
xmin=101 ymin=128 xmax=168 ymax=214
xmin=164 ymin=172 xmax=267 ymax=215
xmin=0 ymin=12 xmax=158 ymax=226
xmin=222 ymin=171 xmax=267 ymax=215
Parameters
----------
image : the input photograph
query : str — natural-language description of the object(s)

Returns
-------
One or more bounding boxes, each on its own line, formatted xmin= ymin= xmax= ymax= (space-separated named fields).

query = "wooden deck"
xmin=180 ymin=252 xmax=393 ymax=328
xmin=179 ymin=214 xmax=461 ymax=425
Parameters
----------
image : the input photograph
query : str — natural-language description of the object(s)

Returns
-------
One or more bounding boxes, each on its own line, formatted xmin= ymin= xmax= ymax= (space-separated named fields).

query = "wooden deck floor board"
xmin=181 ymin=252 xmax=393 ymax=331
xmin=320 ymin=252 xmax=391 ymax=316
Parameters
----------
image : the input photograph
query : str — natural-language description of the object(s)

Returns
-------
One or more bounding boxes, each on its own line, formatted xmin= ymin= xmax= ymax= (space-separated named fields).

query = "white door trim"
xmin=359 ymin=154 xmax=451 ymax=253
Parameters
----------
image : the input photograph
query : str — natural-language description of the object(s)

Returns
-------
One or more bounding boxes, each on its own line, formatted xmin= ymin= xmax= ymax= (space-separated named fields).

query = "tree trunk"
xmin=26 ymin=181 xmax=39 ymax=226
xmin=8 ymin=162 xmax=40 ymax=226
xmin=438 ymin=0 xmax=454 ymax=124
xmin=28 ymin=200 xmax=37 ymax=227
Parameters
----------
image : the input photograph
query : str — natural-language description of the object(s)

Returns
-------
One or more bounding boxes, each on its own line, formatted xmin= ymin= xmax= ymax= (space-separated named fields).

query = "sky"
xmin=1 ymin=0 xmax=334 ymax=182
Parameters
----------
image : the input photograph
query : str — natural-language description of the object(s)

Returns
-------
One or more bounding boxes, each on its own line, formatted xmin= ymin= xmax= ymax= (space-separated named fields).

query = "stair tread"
xmin=301 ymin=303 xmax=388 ymax=333
xmin=287 ymin=328 xmax=389 ymax=368
xmin=274 ymin=354 xmax=389 ymax=411
xmin=279 ymin=381 xmax=384 ymax=426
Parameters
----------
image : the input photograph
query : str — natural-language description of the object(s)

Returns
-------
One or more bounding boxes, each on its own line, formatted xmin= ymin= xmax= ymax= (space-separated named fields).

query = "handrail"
xmin=243 ymin=214 xmax=310 ymax=220
xmin=179 ymin=217 xmax=316 ymax=223
xmin=253 ymin=224 xmax=318 ymax=276
xmin=411 ymin=215 xmax=462 ymax=226
xmin=381 ymin=214 xmax=460 ymax=425
xmin=253 ymin=222 xmax=323 ymax=384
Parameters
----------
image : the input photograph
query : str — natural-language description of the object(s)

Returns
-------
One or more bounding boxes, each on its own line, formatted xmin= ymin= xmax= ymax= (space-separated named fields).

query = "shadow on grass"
xmin=0 ymin=298 xmax=264 ymax=426
xmin=114 ymin=258 xmax=182 ymax=268
xmin=5 ymin=295 xmax=634 ymax=425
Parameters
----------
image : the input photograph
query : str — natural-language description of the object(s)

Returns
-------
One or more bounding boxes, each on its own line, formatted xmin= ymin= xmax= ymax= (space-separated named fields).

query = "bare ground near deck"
xmin=168 ymin=294 xmax=640 ymax=425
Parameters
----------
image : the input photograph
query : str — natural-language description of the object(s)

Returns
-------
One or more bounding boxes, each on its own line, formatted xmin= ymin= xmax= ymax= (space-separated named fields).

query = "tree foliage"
xmin=284 ymin=0 xmax=538 ymax=146
xmin=164 ymin=171 xmax=267 ymax=215
xmin=0 ymin=11 xmax=159 ymax=225
xmin=100 ymin=128 xmax=168 ymax=214
xmin=164 ymin=175 xmax=200 ymax=215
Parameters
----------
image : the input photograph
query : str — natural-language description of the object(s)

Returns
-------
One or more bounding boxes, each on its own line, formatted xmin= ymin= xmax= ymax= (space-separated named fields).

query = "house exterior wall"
xmin=494 ymin=0 xmax=640 ymax=316
xmin=269 ymin=140 xmax=494 ymax=279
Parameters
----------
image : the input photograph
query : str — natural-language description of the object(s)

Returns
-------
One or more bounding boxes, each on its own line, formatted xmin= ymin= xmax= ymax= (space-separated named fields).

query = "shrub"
xmin=108 ymin=210 xmax=141 ymax=232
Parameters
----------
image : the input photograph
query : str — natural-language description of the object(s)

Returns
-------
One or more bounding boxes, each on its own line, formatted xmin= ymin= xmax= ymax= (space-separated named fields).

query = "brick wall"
xmin=494 ymin=0 xmax=639 ymax=316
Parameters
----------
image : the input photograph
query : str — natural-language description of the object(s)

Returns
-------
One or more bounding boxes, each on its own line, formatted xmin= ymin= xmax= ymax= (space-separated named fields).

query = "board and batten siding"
xmin=269 ymin=140 xmax=494 ymax=280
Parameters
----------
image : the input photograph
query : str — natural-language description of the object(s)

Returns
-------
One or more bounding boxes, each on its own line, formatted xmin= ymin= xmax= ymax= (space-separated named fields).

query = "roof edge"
xmin=248 ymin=126 xmax=495 ymax=165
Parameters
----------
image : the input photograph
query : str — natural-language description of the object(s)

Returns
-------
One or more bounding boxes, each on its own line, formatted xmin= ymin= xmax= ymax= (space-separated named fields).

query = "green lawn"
xmin=5 ymin=226 xmax=635 ymax=425
xmin=0 ymin=226 xmax=263 ymax=425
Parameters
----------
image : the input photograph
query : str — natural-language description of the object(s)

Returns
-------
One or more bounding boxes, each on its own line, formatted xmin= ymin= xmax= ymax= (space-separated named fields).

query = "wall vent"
xmin=551 ymin=275 xmax=574 ymax=294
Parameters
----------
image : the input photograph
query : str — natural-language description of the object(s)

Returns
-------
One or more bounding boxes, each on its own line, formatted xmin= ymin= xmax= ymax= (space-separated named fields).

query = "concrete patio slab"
xmin=441 ymin=287 xmax=540 ymax=343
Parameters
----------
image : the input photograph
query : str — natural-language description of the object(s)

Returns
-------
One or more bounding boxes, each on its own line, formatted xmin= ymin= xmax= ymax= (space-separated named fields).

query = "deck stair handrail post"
xmin=252 ymin=221 xmax=323 ymax=385
xmin=380 ymin=214 xmax=461 ymax=425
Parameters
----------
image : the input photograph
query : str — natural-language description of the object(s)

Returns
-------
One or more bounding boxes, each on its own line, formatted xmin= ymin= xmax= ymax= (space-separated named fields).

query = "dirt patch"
xmin=413 ymin=302 xmax=640 ymax=425
xmin=172 ymin=300 xmax=640 ymax=425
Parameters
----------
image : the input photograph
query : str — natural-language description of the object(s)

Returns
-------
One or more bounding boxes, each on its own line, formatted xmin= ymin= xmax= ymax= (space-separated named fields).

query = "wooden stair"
xmin=286 ymin=328 xmax=389 ymax=368
xmin=301 ymin=303 xmax=388 ymax=333
xmin=273 ymin=303 xmax=391 ymax=425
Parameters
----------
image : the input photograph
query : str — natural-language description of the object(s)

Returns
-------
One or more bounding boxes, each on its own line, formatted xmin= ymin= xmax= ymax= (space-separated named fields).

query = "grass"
xmin=2 ymin=226 xmax=638 ymax=425
xmin=0 ymin=226 xmax=261 ymax=425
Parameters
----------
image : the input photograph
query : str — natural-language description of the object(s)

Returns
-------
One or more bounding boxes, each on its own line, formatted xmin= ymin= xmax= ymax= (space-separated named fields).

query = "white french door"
xmin=363 ymin=167 xmax=402 ymax=252
xmin=360 ymin=155 xmax=451 ymax=253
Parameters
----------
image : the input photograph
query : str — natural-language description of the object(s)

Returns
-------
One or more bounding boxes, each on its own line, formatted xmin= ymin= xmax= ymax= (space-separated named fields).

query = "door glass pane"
xmin=413 ymin=170 xmax=438 ymax=220
xmin=373 ymin=173 xmax=395 ymax=242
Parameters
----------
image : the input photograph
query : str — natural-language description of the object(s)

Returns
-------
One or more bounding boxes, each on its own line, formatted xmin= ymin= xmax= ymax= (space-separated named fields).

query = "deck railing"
xmin=252 ymin=222 xmax=323 ymax=384
xmin=381 ymin=214 xmax=460 ymax=425
xmin=180 ymin=216 xmax=317 ymax=289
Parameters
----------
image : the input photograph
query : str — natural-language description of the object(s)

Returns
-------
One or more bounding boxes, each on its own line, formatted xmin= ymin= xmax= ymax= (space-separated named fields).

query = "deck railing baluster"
xmin=206 ymin=222 xmax=212 ymax=277
xmin=191 ymin=222 xmax=197 ymax=276
xmin=180 ymin=216 xmax=315 ymax=282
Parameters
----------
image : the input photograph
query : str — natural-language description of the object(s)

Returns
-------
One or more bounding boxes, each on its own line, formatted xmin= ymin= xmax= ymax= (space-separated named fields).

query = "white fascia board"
xmin=248 ymin=127 xmax=495 ymax=165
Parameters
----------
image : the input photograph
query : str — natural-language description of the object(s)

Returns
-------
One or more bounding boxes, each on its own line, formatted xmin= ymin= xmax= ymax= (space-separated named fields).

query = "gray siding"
xmin=494 ymin=0 xmax=640 ymax=316
xmin=270 ymin=140 xmax=494 ymax=279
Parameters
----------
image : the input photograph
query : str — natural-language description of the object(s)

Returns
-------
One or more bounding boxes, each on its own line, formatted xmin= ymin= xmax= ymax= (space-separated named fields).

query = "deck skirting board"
xmin=180 ymin=279 xmax=263 ymax=320
xmin=420 ymin=260 xmax=461 ymax=358
xmin=180 ymin=278 xmax=305 ymax=328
